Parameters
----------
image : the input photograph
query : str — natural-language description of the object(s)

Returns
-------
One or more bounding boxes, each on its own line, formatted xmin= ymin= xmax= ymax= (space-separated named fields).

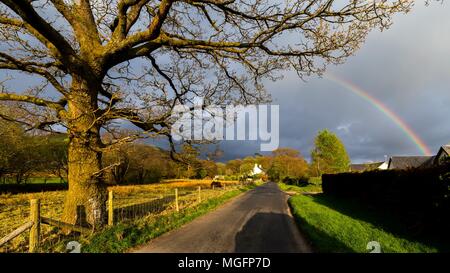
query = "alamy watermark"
xmin=171 ymin=97 xmax=279 ymax=152
xmin=366 ymin=241 xmax=381 ymax=253
xmin=66 ymin=241 xmax=81 ymax=253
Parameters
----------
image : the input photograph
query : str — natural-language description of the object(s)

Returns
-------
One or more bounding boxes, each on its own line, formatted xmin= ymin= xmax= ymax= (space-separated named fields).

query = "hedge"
xmin=322 ymin=163 xmax=450 ymax=238
xmin=282 ymin=176 xmax=310 ymax=187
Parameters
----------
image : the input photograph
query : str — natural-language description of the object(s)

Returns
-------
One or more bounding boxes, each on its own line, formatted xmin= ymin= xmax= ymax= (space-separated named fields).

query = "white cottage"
xmin=249 ymin=164 xmax=264 ymax=176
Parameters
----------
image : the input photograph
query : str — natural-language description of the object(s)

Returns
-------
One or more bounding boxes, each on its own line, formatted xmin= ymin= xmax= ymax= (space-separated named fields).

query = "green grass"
xmin=61 ymin=185 xmax=255 ymax=253
xmin=277 ymin=182 xmax=322 ymax=193
xmin=0 ymin=177 xmax=66 ymax=184
xmin=288 ymin=194 xmax=439 ymax=253
xmin=26 ymin=177 xmax=66 ymax=184
xmin=308 ymin=177 xmax=322 ymax=185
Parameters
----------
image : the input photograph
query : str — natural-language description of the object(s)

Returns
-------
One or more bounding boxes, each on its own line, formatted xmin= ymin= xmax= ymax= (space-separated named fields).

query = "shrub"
xmin=322 ymin=163 xmax=450 ymax=239
xmin=210 ymin=181 xmax=223 ymax=188
xmin=223 ymin=175 xmax=238 ymax=181
xmin=282 ymin=176 xmax=310 ymax=187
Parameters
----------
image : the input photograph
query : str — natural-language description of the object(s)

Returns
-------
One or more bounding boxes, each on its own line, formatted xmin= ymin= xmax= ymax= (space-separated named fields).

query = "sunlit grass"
xmin=289 ymin=194 xmax=438 ymax=253
xmin=277 ymin=182 xmax=322 ymax=194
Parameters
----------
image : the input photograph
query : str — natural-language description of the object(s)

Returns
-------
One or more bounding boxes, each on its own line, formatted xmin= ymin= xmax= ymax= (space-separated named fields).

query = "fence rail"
xmin=40 ymin=217 xmax=91 ymax=234
xmin=0 ymin=198 xmax=92 ymax=252
xmin=0 ymin=221 xmax=33 ymax=247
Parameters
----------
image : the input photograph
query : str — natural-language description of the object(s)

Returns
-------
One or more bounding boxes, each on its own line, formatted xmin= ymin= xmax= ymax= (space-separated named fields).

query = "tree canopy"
xmin=311 ymin=129 xmax=350 ymax=175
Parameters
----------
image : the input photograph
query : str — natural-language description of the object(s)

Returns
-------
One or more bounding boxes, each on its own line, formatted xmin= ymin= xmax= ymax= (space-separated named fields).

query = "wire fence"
xmin=111 ymin=181 xmax=242 ymax=223
xmin=0 ymin=180 xmax=244 ymax=253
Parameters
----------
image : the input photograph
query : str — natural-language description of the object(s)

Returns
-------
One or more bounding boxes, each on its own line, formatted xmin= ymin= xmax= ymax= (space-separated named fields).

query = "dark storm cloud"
xmin=217 ymin=2 xmax=450 ymax=163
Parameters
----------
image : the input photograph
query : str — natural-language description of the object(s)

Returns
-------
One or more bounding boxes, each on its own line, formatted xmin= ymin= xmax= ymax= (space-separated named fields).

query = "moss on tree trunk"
xmin=61 ymin=79 xmax=107 ymax=229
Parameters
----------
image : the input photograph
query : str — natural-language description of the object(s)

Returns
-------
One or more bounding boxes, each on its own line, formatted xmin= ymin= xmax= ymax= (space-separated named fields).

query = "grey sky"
xmin=216 ymin=2 xmax=450 ymax=163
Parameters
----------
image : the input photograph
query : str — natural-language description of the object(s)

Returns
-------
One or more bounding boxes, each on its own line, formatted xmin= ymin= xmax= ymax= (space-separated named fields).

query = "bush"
xmin=124 ymin=170 xmax=163 ymax=184
xmin=210 ymin=181 xmax=223 ymax=188
xmin=322 ymin=163 xmax=450 ymax=239
xmin=282 ymin=176 xmax=310 ymax=187
xmin=223 ymin=175 xmax=238 ymax=181
xmin=197 ymin=169 xmax=208 ymax=179
xmin=308 ymin=177 xmax=322 ymax=185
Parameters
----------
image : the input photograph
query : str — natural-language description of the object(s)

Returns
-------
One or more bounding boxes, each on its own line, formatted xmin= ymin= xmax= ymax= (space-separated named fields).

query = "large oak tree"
xmin=0 ymin=0 xmax=411 ymax=228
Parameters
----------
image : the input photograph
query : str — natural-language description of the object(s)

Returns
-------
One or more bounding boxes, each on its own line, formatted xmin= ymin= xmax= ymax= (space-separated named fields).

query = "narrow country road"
xmin=133 ymin=182 xmax=312 ymax=253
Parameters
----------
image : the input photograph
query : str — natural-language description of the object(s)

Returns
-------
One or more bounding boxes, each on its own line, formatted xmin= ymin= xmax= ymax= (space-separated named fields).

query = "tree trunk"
xmin=61 ymin=78 xmax=107 ymax=229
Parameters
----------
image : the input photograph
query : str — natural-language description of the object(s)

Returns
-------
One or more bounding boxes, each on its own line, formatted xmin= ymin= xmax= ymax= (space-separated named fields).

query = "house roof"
xmin=350 ymin=162 xmax=384 ymax=172
xmin=434 ymin=145 xmax=450 ymax=164
xmin=441 ymin=145 xmax=450 ymax=156
xmin=388 ymin=156 xmax=435 ymax=170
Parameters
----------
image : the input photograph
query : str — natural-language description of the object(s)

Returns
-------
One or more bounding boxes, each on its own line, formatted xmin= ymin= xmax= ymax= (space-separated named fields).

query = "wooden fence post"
xmin=175 ymin=188 xmax=179 ymax=212
xmin=198 ymin=186 xmax=201 ymax=203
xmin=108 ymin=190 xmax=113 ymax=226
xmin=29 ymin=199 xmax=40 ymax=253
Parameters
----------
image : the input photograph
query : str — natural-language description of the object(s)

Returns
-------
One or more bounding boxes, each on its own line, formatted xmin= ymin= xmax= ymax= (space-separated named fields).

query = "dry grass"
xmin=0 ymin=179 xmax=240 ymax=252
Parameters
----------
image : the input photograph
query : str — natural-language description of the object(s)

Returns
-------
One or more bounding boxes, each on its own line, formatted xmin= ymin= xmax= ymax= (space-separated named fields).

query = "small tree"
xmin=226 ymin=159 xmax=243 ymax=175
xmin=216 ymin=162 xmax=226 ymax=176
xmin=0 ymin=119 xmax=24 ymax=182
xmin=267 ymin=148 xmax=308 ymax=181
xmin=103 ymin=144 xmax=130 ymax=184
xmin=311 ymin=129 xmax=350 ymax=175
xmin=38 ymin=134 xmax=69 ymax=182
xmin=0 ymin=119 xmax=50 ymax=183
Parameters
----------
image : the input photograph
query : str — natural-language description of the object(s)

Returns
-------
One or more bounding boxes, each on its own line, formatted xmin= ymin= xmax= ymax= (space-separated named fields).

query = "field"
xmin=288 ymin=194 xmax=439 ymax=253
xmin=0 ymin=179 xmax=245 ymax=253
xmin=0 ymin=177 xmax=65 ymax=184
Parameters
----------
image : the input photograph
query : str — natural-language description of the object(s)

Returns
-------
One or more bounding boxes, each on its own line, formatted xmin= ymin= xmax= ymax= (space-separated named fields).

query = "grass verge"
xmin=71 ymin=185 xmax=255 ymax=253
xmin=288 ymin=194 xmax=438 ymax=253
xmin=277 ymin=182 xmax=322 ymax=194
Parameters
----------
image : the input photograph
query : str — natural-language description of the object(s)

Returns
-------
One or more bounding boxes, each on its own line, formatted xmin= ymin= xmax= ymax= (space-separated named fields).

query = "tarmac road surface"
xmin=133 ymin=182 xmax=312 ymax=253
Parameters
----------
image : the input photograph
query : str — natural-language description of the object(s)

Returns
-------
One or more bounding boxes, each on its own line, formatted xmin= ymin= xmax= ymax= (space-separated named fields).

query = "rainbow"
xmin=324 ymin=72 xmax=432 ymax=156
